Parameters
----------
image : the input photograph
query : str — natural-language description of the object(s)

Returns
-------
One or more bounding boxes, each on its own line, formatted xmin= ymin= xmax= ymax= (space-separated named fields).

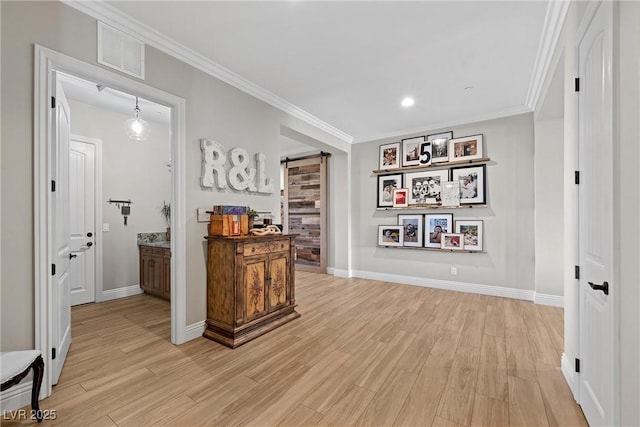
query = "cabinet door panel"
xmin=245 ymin=257 xmax=267 ymax=319
xmin=269 ymin=255 xmax=288 ymax=309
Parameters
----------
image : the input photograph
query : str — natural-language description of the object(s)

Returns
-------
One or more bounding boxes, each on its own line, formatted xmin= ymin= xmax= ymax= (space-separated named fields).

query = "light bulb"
xmin=125 ymin=96 xmax=151 ymax=141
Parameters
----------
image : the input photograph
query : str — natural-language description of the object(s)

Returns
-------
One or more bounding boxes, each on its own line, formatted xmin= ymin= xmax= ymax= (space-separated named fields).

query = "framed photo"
xmin=424 ymin=213 xmax=454 ymax=248
xmin=450 ymin=164 xmax=486 ymax=204
xmin=379 ymin=142 xmax=401 ymax=169
xmin=427 ymin=131 xmax=453 ymax=163
xmin=377 ymin=174 xmax=403 ymax=208
xmin=441 ymin=181 xmax=461 ymax=207
xmin=441 ymin=233 xmax=465 ymax=251
xmin=398 ymin=214 xmax=424 ymax=247
xmin=455 ymin=219 xmax=483 ymax=251
xmin=393 ymin=188 xmax=409 ymax=207
xmin=449 ymin=134 xmax=483 ymax=162
xmin=378 ymin=225 xmax=404 ymax=247
xmin=406 ymin=170 xmax=449 ymax=205
xmin=402 ymin=136 xmax=424 ymax=167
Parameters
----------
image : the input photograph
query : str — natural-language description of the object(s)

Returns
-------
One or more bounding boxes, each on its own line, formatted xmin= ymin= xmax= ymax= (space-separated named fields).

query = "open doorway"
xmin=34 ymin=46 xmax=187 ymax=399
xmin=59 ymin=72 xmax=172 ymax=306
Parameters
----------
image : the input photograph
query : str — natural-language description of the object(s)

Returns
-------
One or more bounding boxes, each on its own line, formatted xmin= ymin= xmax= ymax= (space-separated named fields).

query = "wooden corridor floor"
xmin=5 ymin=272 xmax=587 ymax=426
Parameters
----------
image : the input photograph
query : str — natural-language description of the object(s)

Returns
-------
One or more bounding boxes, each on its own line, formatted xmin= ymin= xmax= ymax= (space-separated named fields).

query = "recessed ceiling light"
xmin=401 ymin=97 xmax=415 ymax=107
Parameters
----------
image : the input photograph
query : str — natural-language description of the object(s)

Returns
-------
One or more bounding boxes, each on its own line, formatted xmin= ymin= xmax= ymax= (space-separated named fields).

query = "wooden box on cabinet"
xmin=203 ymin=234 xmax=300 ymax=348
xmin=139 ymin=245 xmax=171 ymax=300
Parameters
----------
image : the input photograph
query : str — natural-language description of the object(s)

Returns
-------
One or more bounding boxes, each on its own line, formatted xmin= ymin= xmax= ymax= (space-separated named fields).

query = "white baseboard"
xmin=349 ymin=270 xmax=535 ymax=301
xmin=184 ymin=320 xmax=206 ymax=342
xmin=331 ymin=269 xmax=352 ymax=278
xmin=99 ymin=284 xmax=143 ymax=302
xmin=561 ymin=352 xmax=579 ymax=400
xmin=534 ymin=293 xmax=564 ymax=307
xmin=0 ymin=382 xmax=32 ymax=413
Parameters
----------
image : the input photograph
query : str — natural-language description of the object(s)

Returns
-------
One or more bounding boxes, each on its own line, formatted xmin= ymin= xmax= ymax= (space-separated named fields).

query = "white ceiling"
xmin=59 ymin=72 xmax=171 ymax=124
xmin=84 ymin=1 xmax=551 ymax=143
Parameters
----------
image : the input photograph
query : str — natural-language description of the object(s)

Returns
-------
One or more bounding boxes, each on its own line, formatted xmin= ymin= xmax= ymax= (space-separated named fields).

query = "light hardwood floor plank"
xmin=355 ymin=369 xmax=417 ymax=427
xmin=319 ymin=384 xmax=376 ymax=427
xmin=471 ymin=393 xmax=509 ymax=426
xmin=508 ymin=375 xmax=550 ymax=427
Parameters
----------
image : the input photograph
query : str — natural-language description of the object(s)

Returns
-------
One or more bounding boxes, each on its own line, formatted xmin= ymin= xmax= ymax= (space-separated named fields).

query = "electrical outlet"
xmin=103 ymin=223 xmax=110 ymax=232
xmin=450 ymin=266 xmax=457 ymax=275
xmin=197 ymin=208 xmax=210 ymax=223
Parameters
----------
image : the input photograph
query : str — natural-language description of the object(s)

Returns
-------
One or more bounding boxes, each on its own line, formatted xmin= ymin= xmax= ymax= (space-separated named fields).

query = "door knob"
xmin=69 ymin=253 xmax=77 ymax=259
xmin=86 ymin=242 xmax=93 ymax=247
xmin=87 ymin=232 xmax=93 ymax=237
xmin=588 ymin=281 xmax=609 ymax=295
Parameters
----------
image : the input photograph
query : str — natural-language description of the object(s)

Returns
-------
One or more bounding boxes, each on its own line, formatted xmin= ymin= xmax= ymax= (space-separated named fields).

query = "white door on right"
xmin=70 ymin=136 xmax=97 ymax=306
xmin=578 ymin=2 xmax=615 ymax=426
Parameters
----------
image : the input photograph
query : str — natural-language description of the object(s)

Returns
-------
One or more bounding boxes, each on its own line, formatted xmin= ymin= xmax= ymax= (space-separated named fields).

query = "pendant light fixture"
xmin=125 ymin=96 xmax=150 ymax=141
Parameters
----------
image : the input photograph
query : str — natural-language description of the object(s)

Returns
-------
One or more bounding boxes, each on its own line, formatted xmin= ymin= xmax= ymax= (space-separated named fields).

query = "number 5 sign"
xmin=419 ymin=141 xmax=432 ymax=166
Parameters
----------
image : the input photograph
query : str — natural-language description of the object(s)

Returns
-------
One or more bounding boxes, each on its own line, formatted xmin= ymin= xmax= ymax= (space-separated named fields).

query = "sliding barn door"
xmin=283 ymin=156 xmax=327 ymax=273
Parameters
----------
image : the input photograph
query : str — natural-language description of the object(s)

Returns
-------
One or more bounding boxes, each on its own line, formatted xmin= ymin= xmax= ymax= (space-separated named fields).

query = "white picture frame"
xmin=455 ymin=219 xmax=484 ymax=251
xmin=398 ymin=214 xmax=424 ymax=247
xmin=378 ymin=225 xmax=404 ymax=247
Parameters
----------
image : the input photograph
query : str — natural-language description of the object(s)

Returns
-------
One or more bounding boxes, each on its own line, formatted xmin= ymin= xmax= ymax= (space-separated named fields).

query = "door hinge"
xmin=574 ymin=171 xmax=580 ymax=185
xmin=51 ymin=96 xmax=56 ymax=109
xmin=575 ymin=265 xmax=580 ymax=280
xmin=52 ymin=264 xmax=56 ymax=276
xmin=51 ymin=180 xmax=56 ymax=192
xmin=52 ymin=347 xmax=56 ymax=360
xmin=575 ymin=358 xmax=580 ymax=373
xmin=575 ymin=78 xmax=580 ymax=92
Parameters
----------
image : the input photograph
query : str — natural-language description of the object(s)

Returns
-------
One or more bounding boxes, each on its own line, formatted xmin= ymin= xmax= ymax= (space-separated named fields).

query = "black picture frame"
xmin=377 ymin=173 xmax=403 ymax=208
xmin=427 ymin=131 xmax=454 ymax=163
xmin=450 ymin=164 xmax=487 ymax=204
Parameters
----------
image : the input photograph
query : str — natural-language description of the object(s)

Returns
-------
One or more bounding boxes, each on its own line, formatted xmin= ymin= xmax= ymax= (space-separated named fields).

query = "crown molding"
xmin=352 ymin=104 xmax=532 ymax=144
xmin=61 ymin=0 xmax=354 ymax=144
xmin=525 ymin=0 xmax=571 ymax=111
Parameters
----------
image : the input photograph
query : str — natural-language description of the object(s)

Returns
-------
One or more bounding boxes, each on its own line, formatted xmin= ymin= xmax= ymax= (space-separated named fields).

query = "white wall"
xmin=533 ymin=118 xmax=564 ymax=297
xmin=351 ymin=113 xmax=535 ymax=293
xmin=68 ymin=100 xmax=171 ymax=291
xmin=617 ymin=1 xmax=640 ymax=424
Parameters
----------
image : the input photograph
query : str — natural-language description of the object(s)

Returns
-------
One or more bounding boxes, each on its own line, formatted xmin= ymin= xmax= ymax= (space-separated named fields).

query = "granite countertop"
xmin=137 ymin=232 xmax=170 ymax=249
xmin=139 ymin=241 xmax=171 ymax=249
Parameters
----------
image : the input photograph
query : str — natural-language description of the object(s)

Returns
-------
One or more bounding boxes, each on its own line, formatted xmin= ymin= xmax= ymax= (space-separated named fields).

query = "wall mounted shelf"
xmin=376 ymin=245 xmax=483 ymax=253
xmin=373 ymin=157 xmax=490 ymax=174
xmin=376 ymin=205 xmax=487 ymax=211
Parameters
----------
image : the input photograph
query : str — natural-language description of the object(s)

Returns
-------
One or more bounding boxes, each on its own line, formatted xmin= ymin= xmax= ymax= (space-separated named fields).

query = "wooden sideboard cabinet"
xmin=204 ymin=234 xmax=300 ymax=348
xmin=139 ymin=245 xmax=171 ymax=300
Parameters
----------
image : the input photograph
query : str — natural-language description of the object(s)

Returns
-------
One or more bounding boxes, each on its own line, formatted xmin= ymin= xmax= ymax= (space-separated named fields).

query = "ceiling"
xmin=59 ymin=72 xmax=171 ymax=124
xmin=78 ymin=1 xmax=552 ymax=143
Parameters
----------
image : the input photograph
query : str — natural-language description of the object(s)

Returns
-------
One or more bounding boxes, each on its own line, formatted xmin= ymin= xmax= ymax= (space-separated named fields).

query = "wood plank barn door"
xmin=283 ymin=154 xmax=328 ymax=273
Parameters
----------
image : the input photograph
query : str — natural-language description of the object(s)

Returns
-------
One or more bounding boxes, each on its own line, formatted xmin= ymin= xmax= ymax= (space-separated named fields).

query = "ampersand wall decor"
xmin=200 ymin=138 xmax=273 ymax=194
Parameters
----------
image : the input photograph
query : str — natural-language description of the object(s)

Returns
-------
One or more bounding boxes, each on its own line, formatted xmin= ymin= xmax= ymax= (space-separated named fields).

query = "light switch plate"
xmin=197 ymin=208 xmax=210 ymax=223
xmin=103 ymin=223 xmax=110 ymax=232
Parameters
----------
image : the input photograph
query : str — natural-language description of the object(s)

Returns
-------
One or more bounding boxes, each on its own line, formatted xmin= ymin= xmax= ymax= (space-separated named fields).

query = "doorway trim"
xmin=34 ymin=45 xmax=187 ymax=398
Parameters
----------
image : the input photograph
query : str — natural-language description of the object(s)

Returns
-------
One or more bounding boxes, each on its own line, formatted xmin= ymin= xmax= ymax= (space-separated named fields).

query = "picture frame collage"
xmin=378 ymin=216 xmax=484 ymax=251
xmin=377 ymin=132 xmax=485 ymax=208
xmin=377 ymin=164 xmax=486 ymax=208
xmin=378 ymin=132 xmax=483 ymax=170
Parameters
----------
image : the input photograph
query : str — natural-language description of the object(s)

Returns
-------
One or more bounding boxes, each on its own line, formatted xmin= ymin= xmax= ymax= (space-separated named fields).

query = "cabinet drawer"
xmin=140 ymin=246 xmax=168 ymax=256
xmin=244 ymin=240 xmax=289 ymax=256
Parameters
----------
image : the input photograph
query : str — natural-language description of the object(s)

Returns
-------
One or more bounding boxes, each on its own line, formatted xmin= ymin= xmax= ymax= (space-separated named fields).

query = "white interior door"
xmin=70 ymin=136 xmax=97 ymax=306
xmin=578 ymin=2 xmax=615 ymax=426
xmin=51 ymin=71 xmax=72 ymax=385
